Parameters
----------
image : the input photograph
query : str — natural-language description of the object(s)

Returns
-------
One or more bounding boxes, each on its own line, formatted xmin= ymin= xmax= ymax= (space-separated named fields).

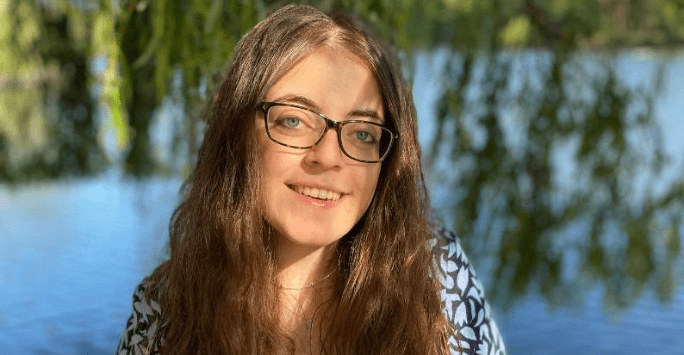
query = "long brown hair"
xmin=150 ymin=4 xmax=453 ymax=354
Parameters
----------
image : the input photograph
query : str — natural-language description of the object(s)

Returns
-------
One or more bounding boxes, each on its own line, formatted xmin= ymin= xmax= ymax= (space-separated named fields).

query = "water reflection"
xmin=428 ymin=50 xmax=684 ymax=310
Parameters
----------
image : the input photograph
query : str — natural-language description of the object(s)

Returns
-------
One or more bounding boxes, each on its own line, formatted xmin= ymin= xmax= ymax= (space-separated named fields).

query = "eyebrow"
xmin=349 ymin=108 xmax=383 ymax=122
xmin=272 ymin=94 xmax=384 ymax=123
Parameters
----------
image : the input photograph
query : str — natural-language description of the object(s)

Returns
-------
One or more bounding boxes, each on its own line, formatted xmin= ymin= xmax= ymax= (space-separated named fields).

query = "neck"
xmin=275 ymin=236 xmax=338 ymax=348
xmin=275 ymin=238 xmax=337 ymax=290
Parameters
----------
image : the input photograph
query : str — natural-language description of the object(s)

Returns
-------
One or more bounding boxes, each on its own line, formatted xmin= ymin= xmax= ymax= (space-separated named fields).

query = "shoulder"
xmin=430 ymin=227 xmax=507 ymax=355
xmin=116 ymin=276 xmax=165 ymax=355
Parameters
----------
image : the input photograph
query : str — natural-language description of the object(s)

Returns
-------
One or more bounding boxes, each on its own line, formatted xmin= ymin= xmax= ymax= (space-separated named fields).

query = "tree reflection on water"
xmin=430 ymin=50 xmax=683 ymax=310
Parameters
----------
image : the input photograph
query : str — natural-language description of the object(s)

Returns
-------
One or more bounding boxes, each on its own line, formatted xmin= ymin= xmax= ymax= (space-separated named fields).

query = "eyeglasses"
xmin=256 ymin=102 xmax=398 ymax=163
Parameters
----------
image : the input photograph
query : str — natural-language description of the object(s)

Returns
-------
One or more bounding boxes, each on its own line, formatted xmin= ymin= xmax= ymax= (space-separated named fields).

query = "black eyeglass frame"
xmin=256 ymin=101 xmax=399 ymax=163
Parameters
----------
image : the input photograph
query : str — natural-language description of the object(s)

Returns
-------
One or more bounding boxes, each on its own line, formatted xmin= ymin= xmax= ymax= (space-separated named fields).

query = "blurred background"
xmin=1 ymin=0 xmax=683 ymax=354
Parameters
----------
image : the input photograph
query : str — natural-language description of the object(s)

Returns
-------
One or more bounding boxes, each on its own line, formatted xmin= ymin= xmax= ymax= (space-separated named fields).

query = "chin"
xmin=276 ymin=224 xmax=351 ymax=249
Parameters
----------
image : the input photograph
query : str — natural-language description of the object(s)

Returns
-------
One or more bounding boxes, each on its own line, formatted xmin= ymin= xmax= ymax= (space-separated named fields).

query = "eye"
xmin=281 ymin=116 xmax=301 ymax=128
xmin=354 ymin=130 xmax=375 ymax=143
xmin=346 ymin=124 xmax=381 ymax=146
xmin=343 ymin=122 xmax=383 ymax=148
xmin=272 ymin=112 xmax=310 ymax=130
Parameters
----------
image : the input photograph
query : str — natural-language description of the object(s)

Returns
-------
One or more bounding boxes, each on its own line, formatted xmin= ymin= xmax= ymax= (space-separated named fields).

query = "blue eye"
xmin=355 ymin=131 xmax=373 ymax=142
xmin=283 ymin=117 xmax=300 ymax=128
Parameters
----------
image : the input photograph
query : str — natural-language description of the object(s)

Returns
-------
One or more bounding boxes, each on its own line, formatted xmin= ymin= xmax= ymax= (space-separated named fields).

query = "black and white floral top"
xmin=116 ymin=228 xmax=506 ymax=355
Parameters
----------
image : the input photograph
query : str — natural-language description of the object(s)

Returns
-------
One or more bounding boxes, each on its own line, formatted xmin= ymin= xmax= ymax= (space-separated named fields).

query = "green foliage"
xmin=92 ymin=8 xmax=129 ymax=150
xmin=0 ymin=0 xmax=106 ymax=182
xmin=500 ymin=15 xmax=531 ymax=47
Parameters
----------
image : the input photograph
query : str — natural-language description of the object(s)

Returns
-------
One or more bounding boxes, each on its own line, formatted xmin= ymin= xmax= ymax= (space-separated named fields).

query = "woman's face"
xmin=257 ymin=46 xmax=383 ymax=252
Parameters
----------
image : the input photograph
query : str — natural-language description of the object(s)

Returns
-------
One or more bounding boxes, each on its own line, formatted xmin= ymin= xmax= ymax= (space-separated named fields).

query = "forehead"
xmin=264 ymin=46 xmax=384 ymax=120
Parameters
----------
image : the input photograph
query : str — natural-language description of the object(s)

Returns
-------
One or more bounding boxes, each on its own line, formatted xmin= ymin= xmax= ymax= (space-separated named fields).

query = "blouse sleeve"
xmin=115 ymin=279 xmax=164 ymax=355
xmin=431 ymin=228 xmax=507 ymax=355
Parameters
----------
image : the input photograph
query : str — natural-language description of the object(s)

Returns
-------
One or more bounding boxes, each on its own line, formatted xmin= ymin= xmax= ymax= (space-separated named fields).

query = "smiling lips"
xmin=288 ymin=184 xmax=343 ymax=201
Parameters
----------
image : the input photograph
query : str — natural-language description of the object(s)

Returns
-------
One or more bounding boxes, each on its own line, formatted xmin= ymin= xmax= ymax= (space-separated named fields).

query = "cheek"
xmin=359 ymin=168 xmax=382 ymax=207
xmin=259 ymin=153 xmax=281 ymax=203
xmin=257 ymin=126 xmax=280 ymax=180
xmin=257 ymin=135 xmax=277 ymax=209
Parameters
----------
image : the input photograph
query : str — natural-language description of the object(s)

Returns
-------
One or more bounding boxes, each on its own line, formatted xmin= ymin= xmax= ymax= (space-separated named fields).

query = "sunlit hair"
xmin=149 ymin=4 xmax=454 ymax=354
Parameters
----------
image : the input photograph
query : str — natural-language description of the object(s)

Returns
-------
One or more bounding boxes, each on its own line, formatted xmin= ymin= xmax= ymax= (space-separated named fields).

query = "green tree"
xmin=0 ymin=0 xmax=105 ymax=182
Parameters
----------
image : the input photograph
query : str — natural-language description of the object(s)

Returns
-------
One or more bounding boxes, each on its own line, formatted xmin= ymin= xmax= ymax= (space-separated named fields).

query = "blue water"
xmin=1 ymin=169 xmax=682 ymax=354
xmin=501 ymin=288 xmax=684 ymax=354
xmin=0 ymin=171 xmax=176 ymax=354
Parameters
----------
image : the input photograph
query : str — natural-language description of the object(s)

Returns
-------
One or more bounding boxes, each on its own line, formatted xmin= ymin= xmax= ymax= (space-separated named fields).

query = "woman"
xmin=116 ymin=4 xmax=505 ymax=355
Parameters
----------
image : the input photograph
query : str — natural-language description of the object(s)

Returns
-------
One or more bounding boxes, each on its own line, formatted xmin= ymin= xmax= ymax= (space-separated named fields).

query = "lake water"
xmin=1 ymin=169 xmax=683 ymax=354
xmin=1 ymin=52 xmax=683 ymax=354
xmin=0 ymin=171 xmax=176 ymax=354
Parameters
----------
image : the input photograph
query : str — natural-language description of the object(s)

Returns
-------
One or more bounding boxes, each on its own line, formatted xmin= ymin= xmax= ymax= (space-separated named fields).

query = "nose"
xmin=303 ymin=128 xmax=344 ymax=168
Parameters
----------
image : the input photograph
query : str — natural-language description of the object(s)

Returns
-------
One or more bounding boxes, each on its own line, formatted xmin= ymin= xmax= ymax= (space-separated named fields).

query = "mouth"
xmin=287 ymin=184 xmax=343 ymax=201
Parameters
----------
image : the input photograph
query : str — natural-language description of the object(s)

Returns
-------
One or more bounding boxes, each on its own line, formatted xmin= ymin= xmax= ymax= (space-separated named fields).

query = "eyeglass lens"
xmin=265 ymin=104 xmax=392 ymax=162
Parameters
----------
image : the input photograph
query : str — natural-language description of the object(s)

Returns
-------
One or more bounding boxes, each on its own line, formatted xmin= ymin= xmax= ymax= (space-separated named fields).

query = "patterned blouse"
xmin=115 ymin=228 xmax=507 ymax=355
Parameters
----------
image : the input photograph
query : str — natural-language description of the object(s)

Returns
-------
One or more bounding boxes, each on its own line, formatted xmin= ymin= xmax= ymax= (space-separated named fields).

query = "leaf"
xmin=500 ymin=15 xmax=531 ymax=47
xmin=93 ymin=11 xmax=130 ymax=150
xmin=204 ymin=0 xmax=223 ymax=35
xmin=132 ymin=35 xmax=160 ymax=70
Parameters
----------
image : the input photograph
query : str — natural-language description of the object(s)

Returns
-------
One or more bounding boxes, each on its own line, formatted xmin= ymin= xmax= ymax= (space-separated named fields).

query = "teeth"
xmin=292 ymin=185 xmax=342 ymax=201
